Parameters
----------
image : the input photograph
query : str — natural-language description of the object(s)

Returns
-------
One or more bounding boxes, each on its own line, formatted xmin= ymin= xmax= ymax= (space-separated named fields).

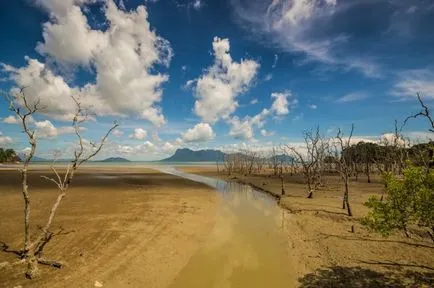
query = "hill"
xmin=161 ymin=148 xmax=225 ymax=162
xmin=99 ymin=157 xmax=131 ymax=162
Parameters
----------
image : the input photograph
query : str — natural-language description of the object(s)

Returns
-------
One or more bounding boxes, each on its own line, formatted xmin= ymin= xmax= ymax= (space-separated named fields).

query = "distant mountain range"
xmin=17 ymin=154 xmax=130 ymax=163
xmin=98 ymin=157 xmax=131 ymax=162
xmin=161 ymin=148 xmax=225 ymax=162
xmin=16 ymin=149 xmax=292 ymax=163
xmin=160 ymin=148 xmax=296 ymax=163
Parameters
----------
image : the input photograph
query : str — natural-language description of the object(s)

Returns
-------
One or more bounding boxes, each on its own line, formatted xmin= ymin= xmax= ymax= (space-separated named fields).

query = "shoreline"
xmin=0 ymin=168 xmax=218 ymax=288
xmin=178 ymin=165 xmax=434 ymax=285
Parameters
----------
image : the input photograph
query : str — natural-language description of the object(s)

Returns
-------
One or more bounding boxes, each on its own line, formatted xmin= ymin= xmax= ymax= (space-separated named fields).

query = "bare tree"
xmin=269 ymin=147 xmax=280 ymax=176
xmin=334 ymin=124 xmax=355 ymax=216
xmin=7 ymin=90 xmax=118 ymax=278
xmin=284 ymin=126 xmax=328 ymax=198
xmin=404 ymin=93 xmax=434 ymax=133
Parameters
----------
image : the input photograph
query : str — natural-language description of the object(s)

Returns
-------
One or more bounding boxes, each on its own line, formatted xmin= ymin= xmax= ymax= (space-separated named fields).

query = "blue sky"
xmin=0 ymin=0 xmax=433 ymax=160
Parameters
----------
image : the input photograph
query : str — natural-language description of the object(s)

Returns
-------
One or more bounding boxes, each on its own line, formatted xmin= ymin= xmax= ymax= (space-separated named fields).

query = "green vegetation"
xmin=0 ymin=148 xmax=19 ymax=163
xmin=362 ymin=164 xmax=434 ymax=238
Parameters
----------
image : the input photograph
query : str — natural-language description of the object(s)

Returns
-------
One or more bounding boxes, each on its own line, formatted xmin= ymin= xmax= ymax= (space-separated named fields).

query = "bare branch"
xmin=403 ymin=93 xmax=434 ymax=133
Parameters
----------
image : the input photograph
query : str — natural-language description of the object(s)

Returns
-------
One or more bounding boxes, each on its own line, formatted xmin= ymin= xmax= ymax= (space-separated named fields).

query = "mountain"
xmin=161 ymin=148 xmax=225 ymax=162
xmin=271 ymin=154 xmax=296 ymax=163
xmin=99 ymin=157 xmax=131 ymax=162
xmin=17 ymin=154 xmax=50 ymax=162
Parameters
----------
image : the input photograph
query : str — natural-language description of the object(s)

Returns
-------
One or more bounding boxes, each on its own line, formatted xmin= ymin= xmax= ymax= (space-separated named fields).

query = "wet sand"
xmin=1 ymin=165 xmax=433 ymax=287
xmin=180 ymin=166 xmax=434 ymax=287
xmin=0 ymin=167 xmax=218 ymax=287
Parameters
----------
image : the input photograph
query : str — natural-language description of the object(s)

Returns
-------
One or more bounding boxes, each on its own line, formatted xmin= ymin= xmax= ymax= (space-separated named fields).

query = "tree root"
xmin=38 ymin=258 xmax=64 ymax=268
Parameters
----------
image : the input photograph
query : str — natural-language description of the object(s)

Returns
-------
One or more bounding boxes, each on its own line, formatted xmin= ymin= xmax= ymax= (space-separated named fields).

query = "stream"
xmin=158 ymin=167 xmax=294 ymax=288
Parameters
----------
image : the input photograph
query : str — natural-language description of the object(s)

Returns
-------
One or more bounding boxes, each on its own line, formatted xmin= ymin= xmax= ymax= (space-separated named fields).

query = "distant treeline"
xmin=0 ymin=148 xmax=19 ymax=163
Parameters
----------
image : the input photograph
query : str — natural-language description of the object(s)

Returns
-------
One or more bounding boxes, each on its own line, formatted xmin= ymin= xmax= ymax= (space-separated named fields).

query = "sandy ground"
xmin=0 ymin=167 xmax=218 ymax=288
xmin=180 ymin=166 xmax=434 ymax=287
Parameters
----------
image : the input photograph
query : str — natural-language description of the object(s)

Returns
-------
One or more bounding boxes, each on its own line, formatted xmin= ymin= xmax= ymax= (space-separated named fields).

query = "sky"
xmin=0 ymin=0 xmax=433 ymax=160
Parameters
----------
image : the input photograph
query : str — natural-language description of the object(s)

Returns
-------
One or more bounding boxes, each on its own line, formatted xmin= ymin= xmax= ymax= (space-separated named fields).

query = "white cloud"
xmin=264 ymin=73 xmax=273 ymax=81
xmin=33 ymin=119 xmax=82 ymax=139
xmin=0 ymin=131 xmax=12 ymax=145
xmin=112 ymin=128 xmax=124 ymax=137
xmin=143 ymin=140 xmax=156 ymax=152
xmin=3 ymin=115 xmax=20 ymax=124
xmin=391 ymin=69 xmax=434 ymax=99
xmin=231 ymin=0 xmax=381 ymax=77
xmin=272 ymin=54 xmax=278 ymax=68
xmin=261 ymin=129 xmax=274 ymax=137
xmin=336 ymin=92 xmax=369 ymax=103
xmin=21 ymin=147 xmax=32 ymax=156
xmin=190 ymin=37 xmax=259 ymax=123
xmin=227 ymin=108 xmax=270 ymax=140
xmin=129 ymin=128 xmax=148 ymax=140
xmin=193 ymin=0 xmax=203 ymax=10
xmin=228 ymin=117 xmax=254 ymax=140
xmin=118 ymin=0 xmax=126 ymax=10
xmin=271 ymin=91 xmax=297 ymax=116
xmin=309 ymin=104 xmax=317 ymax=109
xmin=181 ymin=123 xmax=215 ymax=142
xmin=250 ymin=98 xmax=258 ymax=105
xmin=227 ymin=91 xmax=296 ymax=140
xmin=3 ymin=0 xmax=171 ymax=126
xmin=35 ymin=120 xmax=58 ymax=138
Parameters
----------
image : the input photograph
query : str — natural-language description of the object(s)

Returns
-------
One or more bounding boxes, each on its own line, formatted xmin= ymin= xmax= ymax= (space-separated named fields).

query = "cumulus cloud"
xmin=3 ymin=115 xmax=20 ymax=124
xmin=34 ymin=119 xmax=83 ymax=138
xmin=250 ymin=98 xmax=258 ymax=105
xmin=391 ymin=69 xmax=434 ymax=99
xmin=227 ymin=108 xmax=271 ymax=140
xmin=231 ymin=0 xmax=381 ymax=77
xmin=336 ymin=92 xmax=369 ymax=103
xmin=189 ymin=37 xmax=259 ymax=123
xmin=309 ymin=104 xmax=317 ymax=109
xmin=0 ymin=131 xmax=12 ymax=145
xmin=227 ymin=91 xmax=296 ymax=140
xmin=181 ymin=123 xmax=215 ymax=142
xmin=271 ymin=91 xmax=297 ymax=116
xmin=261 ymin=129 xmax=274 ymax=137
xmin=129 ymin=128 xmax=148 ymax=140
xmin=112 ymin=128 xmax=124 ymax=137
xmin=2 ymin=114 xmax=78 ymax=139
xmin=2 ymin=0 xmax=171 ymax=126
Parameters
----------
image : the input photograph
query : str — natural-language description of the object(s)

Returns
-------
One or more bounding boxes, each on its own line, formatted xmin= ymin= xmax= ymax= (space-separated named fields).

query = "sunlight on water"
xmin=158 ymin=167 xmax=294 ymax=288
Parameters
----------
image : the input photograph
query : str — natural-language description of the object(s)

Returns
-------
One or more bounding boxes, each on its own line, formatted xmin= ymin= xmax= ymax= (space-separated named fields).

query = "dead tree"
xmin=269 ymin=147 xmax=280 ymax=176
xmin=7 ymin=90 xmax=118 ymax=279
xmin=404 ymin=93 xmax=434 ymax=168
xmin=334 ymin=124 xmax=355 ymax=216
xmin=404 ymin=93 xmax=434 ymax=133
xmin=284 ymin=126 xmax=328 ymax=198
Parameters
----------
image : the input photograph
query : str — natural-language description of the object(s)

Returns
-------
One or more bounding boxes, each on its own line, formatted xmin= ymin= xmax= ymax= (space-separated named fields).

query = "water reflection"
xmin=158 ymin=167 xmax=294 ymax=288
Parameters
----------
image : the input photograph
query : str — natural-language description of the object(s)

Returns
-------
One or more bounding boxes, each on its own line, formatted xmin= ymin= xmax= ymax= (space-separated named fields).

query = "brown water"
xmin=159 ymin=168 xmax=295 ymax=288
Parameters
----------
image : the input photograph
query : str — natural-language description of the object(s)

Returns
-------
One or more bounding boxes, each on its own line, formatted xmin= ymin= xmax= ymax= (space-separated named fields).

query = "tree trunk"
xmin=280 ymin=176 xmax=285 ymax=196
xmin=343 ymin=179 xmax=352 ymax=216
xmin=25 ymin=255 xmax=39 ymax=279
xmin=22 ymin=169 xmax=30 ymax=253
xmin=366 ymin=163 xmax=371 ymax=183
xmin=306 ymin=178 xmax=313 ymax=198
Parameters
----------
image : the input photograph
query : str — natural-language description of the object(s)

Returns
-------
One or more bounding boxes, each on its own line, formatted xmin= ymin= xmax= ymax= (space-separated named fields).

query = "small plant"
xmin=361 ymin=165 xmax=434 ymax=238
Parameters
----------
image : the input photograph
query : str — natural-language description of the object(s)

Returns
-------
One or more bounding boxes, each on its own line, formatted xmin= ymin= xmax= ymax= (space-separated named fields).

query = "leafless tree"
xmin=334 ymin=124 xmax=355 ymax=216
xmin=404 ymin=93 xmax=434 ymax=133
xmin=6 ymin=90 xmax=118 ymax=279
xmin=269 ymin=147 xmax=281 ymax=176
xmin=254 ymin=151 xmax=267 ymax=174
xmin=284 ymin=126 xmax=328 ymax=198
